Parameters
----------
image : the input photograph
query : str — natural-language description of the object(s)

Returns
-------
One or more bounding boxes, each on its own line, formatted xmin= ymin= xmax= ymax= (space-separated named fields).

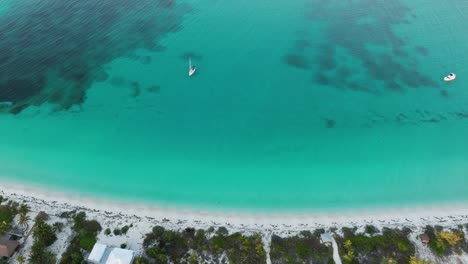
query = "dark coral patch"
xmin=455 ymin=112 xmax=468 ymax=119
xmin=420 ymin=118 xmax=439 ymax=123
xmin=439 ymin=90 xmax=448 ymax=97
xmin=153 ymin=44 xmax=167 ymax=52
xmin=337 ymin=67 xmax=351 ymax=79
xmin=315 ymin=73 xmax=330 ymax=85
xmin=294 ymin=39 xmax=312 ymax=52
xmin=323 ymin=118 xmax=336 ymax=128
xmin=393 ymin=48 xmax=408 ymax=57
xmin=110 ymin=76 xmax=126 ymax=87
xmin=283 ymin=54 xmax=309 ymax=69
xmin=400 ymin=71 xmax=423 ymax=88
xmin=395 ymin=113 xmax=408 ymax=123
xmin=146 ymin=85 xmax=161 ymax=94
xmin=10 ymin=104 xmax=30 ymax=115
xmin=95 ymin=70 xmax=109 ymax=82
xmin=129 ymin=81 xmax=141 ymax=97
xmin=0 ymin=79 xmax=44 ymax=102
xmin=0 ymin=0 xmax=188 ymax=114
xmin=348 ymin=82 xmax=371 ymax=93
xmin=415 ymin=46 xmax=428 ymax=56
xmin=306 ymin=0 xmax=436 ymax=94
xmin=140 ymin=56 xmax=152 ymax=65
xmin=317 ymin=45 xmax=337 ymax=71
xmin=159 ymin=0 xmax=175 ymax=8
xmin=318 ymin=54 xmax=336 ymax=71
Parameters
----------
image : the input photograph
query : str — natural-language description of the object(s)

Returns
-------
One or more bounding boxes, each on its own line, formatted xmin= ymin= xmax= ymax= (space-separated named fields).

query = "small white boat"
xmin=188 ymin=57 xmax=196 ymax=77
xmin=444 ymin=73 xmax=456 ymax=82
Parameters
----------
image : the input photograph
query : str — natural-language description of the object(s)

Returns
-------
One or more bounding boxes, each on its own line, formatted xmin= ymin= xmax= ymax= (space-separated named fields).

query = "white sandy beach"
xmin=2 ymin=180 xmax=468 ymax=263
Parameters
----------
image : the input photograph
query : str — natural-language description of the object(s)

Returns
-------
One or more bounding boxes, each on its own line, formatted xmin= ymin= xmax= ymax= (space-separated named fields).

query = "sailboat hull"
xmin=188 ymin=57 xmax=196 ymax=76
xmin=189 ymin=67 xmax=196 ymax=76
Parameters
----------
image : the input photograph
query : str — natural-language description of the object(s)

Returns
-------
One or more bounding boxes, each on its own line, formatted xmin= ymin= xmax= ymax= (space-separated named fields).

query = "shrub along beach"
xmin=2 ymin=186 xmax=468 ymax=264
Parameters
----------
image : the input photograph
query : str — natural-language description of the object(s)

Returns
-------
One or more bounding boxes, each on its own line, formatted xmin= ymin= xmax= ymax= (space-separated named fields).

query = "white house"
xmin=88 ymin=243 xmax=135 ymax=264
xmin=320 ymin=232 xmax=333 ymax=246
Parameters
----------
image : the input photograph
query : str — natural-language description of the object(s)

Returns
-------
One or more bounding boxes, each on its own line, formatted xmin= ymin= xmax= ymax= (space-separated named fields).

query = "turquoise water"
xmin=0 ymin=0 xmax=467 ymax=212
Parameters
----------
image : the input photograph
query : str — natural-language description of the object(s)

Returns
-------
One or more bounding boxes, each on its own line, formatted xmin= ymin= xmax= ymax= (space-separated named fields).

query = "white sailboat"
xmin=188 ymin=57 xmax=196 ymax=77
xmin=444 ymin=73 xmax=456 ymax=82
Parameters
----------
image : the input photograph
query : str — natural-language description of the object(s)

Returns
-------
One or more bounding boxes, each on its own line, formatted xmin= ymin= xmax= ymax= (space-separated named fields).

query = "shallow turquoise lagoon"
xmin=0 ymin=0 xmax=467 ymax=212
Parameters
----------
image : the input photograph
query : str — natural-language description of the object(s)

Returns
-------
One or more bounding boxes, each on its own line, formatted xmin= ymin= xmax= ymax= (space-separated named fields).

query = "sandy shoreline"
xmin=3 ymin=179 xmax=468 ymax=231
xmin=3 ymin=179 xmax=468 ymax=263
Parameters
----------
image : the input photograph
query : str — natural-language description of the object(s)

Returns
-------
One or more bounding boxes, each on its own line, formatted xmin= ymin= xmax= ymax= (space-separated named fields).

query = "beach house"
xmin=88 ymin=243 xmax=135 ymax=264
xmin=0 ymin=237 xmax=20 ymax=258
xmin=320 ymin=232 xmax=333 ymax=246
xmin=419 ymin=234 xmax=430 ymax=244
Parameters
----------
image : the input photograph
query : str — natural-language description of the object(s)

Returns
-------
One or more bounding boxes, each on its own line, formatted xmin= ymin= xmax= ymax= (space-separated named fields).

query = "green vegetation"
xmin=58 ymin=210 xmax=77 ymax=218
xmin=112 ymin=225 xmax=130 ymax=236
xmin=18 ymin=213 xmax=30 ymax=230
xmin=17 ymin=203 xmax=30 ymax=231
xmin=18 ymin=203 xmax=29 ymax=216
xmin=364 ymin=225 xmax=379 ymax=235
xmin=143 ymin=226 xmax=266 ymax=264
xmin=52 ymin=222 xmax=65 ymax=233
xmin=29 ymin=212 xmax=57 ymax=264
xmin=32 ymin=218 xmax=57 ymax=246
xmin=0 ymin=221 xmax=9 ymax=236
xmin=29 ymin=241 xmax=56 ymax=264
xmin=336 ymin=227 xmax=415 ymax=264
xmin=270 ymin=230 xmax=333 ymax=264
xmin=424 ymin=225 xmax=467 ymax=256
xmin=134 ymin=256 xmax=151 ymax=264
xmin=35 ymin=211 xmax=49 ymax=221
xmin=0 ymin=199 xmax=19 ymax=234
xmin=4 ymin=198 xmax=468 ymax=264
xmin=16 ymin=255 xmax=25 ymax=264
xmin=79 ymin=235 xmax=97 ymax=250
xmin=342 ymin=240 xmax=354 ymax=263
xmin=60 ymin=211 xmax=102 ymax=264
xmin=121 ymin=225 xmax=130 ymax=234
xmin=409 ymin=256 xmax=434 ymax=264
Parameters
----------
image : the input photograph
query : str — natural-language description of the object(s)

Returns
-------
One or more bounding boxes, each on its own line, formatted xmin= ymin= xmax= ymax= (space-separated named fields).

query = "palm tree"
xmin=16 ymin=255 xmax=25 ymax=264
xmin=19 ymin=213 xmax=30 ymax=231
xmin=0 ymin=220 xmax=9 ymax=235
xmin=52 ymin=222 xmax=64 ymax=233
xmin=18 ymin=203 xmax=30 ymax=216
xmin=32 ymin=220 xmax=57 ymax=247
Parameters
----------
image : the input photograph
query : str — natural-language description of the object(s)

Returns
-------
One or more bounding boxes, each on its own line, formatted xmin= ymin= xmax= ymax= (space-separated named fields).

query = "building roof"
xmin=320 ymin=233 xmax=333 ymax=243
xmin=106 ymin=248 xmax=135 ymax=264
xmin=88 ymin=243 xmax=135 ymax=264
xmin=0 ymin=239 xmax=20 ymax=257
xmin=419 ymin=234 xmax=430 ymax=242
xmin=88 ymin=243 xmax=107 ymax=263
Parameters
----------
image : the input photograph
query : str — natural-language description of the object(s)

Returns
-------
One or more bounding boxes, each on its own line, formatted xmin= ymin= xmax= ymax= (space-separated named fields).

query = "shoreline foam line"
xmin=2 ymin=179 xmax=468 ymax=230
